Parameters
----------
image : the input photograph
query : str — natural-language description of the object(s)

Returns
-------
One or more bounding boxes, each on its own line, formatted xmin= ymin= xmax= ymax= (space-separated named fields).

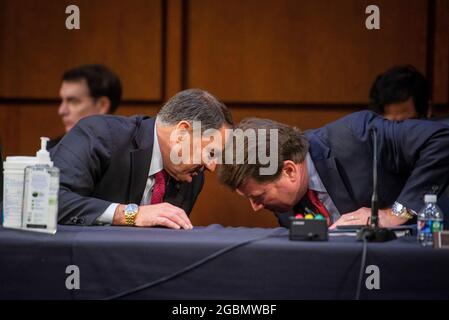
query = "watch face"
xmin=392 ymin=202 xmax=404 ymax=216
xmin=125 ymin=203 xmax=138 ymax=214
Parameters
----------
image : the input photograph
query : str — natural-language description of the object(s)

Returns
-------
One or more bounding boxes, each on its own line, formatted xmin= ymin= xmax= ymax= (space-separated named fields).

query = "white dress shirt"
xmin=306 ymin=152 xmax=341 ymax=223
xmin=96 ymin=123 xmax=163 ymax=225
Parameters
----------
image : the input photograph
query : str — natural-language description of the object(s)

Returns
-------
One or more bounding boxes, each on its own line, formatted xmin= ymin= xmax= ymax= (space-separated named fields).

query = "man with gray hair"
xmin=51 ymin=89 xmax=233 ymax=229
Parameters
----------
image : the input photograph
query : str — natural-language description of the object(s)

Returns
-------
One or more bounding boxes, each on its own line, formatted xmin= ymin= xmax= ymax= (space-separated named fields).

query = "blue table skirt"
xmin=1 ymin=224 xmax=448 ymax=299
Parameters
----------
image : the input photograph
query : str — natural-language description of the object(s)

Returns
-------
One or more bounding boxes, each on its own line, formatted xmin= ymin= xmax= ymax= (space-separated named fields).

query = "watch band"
xmin=392 ymin=201 xmax=415 ymax=220
xmin=124 ymin=203 xmax=139 ymax=226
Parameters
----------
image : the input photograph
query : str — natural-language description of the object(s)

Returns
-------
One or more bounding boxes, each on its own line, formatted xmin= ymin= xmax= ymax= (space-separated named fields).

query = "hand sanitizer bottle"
xmin=22 ymin=137 xmax=60 ymax=234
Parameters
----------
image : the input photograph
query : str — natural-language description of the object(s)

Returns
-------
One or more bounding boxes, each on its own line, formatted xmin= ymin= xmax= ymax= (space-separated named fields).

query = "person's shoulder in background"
xmin=433 ymin=116 xmax=449 ymax=127
xmin=47 ymin=135 xmax=63 ymax=150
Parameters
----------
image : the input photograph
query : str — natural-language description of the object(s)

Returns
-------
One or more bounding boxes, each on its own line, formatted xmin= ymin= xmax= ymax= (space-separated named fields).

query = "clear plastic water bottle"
xmin=417 ymin=194 xmax=444 ymax=247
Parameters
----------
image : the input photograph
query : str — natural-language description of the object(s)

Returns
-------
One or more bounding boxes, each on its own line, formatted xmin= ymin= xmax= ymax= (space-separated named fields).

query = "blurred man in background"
xmin=369 ymin=65 xmax=431 ymax=121
xmin=48 ymin=64 xmax=122 ymax=149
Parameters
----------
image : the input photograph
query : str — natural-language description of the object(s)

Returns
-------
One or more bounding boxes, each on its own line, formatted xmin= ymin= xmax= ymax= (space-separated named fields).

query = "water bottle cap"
xmin=424 ymin=194 xmax=437 ymax=203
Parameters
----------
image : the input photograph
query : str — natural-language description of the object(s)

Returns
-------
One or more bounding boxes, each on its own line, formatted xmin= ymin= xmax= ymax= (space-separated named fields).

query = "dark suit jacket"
xmin=277 ymin=111 xmax=449 ymax=227
xmin=50 ymin=115 xmax=204 ymax=225
xmin=46 ymin=135 xmax=63 ymax=150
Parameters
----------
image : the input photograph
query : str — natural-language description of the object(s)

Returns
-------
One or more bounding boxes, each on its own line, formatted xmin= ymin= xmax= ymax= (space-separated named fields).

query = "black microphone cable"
xmin=103 ymin=228 xmax=287 ymax=300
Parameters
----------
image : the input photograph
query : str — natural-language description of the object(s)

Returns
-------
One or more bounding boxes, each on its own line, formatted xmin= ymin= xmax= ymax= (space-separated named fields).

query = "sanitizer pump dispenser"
xmin=22 ymin=137 xmax=60 ymax=234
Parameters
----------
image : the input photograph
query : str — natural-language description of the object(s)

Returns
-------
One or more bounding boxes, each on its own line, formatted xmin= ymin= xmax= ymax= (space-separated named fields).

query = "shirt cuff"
xmin=96 ymin=203 xmax=119 ymax=225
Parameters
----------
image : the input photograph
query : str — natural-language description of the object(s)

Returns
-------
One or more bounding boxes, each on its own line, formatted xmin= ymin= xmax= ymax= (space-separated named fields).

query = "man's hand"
xmin=136 ymin=203 xmax=193 ymax=229
xmin=329 ymin=207 xmax=409 ymax=230
xmin=113 ymin=203 xmax=193 ymax=229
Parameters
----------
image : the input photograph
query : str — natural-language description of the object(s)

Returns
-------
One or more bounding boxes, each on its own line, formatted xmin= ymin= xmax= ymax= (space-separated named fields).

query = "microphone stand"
xmin=357 ymin=127 xmax=396 ymax=242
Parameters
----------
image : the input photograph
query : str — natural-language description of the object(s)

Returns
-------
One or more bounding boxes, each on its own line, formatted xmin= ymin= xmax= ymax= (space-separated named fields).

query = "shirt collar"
xmin=148 ymin=121 xmax=164 ymax=176
xmin=306 ymin=152 xmax=326 ymax=193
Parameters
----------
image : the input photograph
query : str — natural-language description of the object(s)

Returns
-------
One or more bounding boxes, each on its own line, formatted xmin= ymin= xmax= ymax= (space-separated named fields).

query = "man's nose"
xmin=249 ymin=199 xmax=264 ymax=212
xmin=58 ymin=102 xmax=68 ymax=116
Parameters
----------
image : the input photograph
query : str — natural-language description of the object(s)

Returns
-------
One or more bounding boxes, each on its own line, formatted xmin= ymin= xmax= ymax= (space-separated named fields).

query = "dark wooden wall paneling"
xmin=186 ymin=0 xmax=428 ymax=103
xmin=434 ymin=0 xmax=449 ymax=106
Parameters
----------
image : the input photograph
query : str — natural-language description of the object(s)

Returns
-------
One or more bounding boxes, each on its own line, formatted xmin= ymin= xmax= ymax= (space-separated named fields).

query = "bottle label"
xmin=432 ymin=220 xmax=443 ymax=233
xmin=22 ymin=167 xmax=59 ymax=233
xmin=3 ymin=172 xmax=27 ymax=228
xmin=418 ymin=219 xmax=432 ymax=235
xmin=418 ymin=219 xmax=443 ymax=234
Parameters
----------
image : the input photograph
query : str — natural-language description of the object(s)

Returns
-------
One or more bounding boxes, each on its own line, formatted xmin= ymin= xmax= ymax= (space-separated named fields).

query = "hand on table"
xmin=136 ymin=203 xmax=193 ymax=229
xmin=114 ymin=202 xmax=193 ymax=229
xmin=329 ymin=207 xmax=409 ymax=230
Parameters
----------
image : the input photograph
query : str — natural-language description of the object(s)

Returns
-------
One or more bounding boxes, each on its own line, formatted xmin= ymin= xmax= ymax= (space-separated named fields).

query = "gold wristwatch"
xmin=391 ymin=202 xmax=416 ymax=220
xmin=124 ymin=203 xmax=139 ymax=226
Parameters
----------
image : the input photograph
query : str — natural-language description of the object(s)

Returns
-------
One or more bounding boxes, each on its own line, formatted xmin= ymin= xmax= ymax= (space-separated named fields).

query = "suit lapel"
xmin=129 ymin=148 xmax=153 ymax=203
xmin=128 ymin=117 xmax=155 ymax=203
xmin=312 ymin=157 xmax=356 ymax=214
xmin=306 ymin=130 xmax=357 ymax=215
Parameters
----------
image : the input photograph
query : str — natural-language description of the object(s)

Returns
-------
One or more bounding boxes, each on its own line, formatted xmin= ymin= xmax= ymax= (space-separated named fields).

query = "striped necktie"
xmin=305 ymin=189 xmax=331 ymax=226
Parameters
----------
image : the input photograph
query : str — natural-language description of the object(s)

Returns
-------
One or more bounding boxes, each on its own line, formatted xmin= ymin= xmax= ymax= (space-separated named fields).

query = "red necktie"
xmin=306 ymin=189 xmax=331 ymax=226
xmin=150 ymin=170 xmax=167 ymax=205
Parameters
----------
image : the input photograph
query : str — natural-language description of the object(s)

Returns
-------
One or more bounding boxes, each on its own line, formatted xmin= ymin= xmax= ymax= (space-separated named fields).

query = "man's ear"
xmin=96 ymin=96 xmax=111 ymax=114
xmin=174 ymin=121 xmax=192 ymax=143
xmin=282 ymin=160 xmax=299 ymax=181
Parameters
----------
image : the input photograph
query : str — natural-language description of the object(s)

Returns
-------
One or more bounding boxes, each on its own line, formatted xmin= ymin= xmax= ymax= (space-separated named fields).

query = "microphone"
xmin=370 ymin=126 xmax=379 ymax=228
xmin=356 ymin=125 xmax=396 ymax=242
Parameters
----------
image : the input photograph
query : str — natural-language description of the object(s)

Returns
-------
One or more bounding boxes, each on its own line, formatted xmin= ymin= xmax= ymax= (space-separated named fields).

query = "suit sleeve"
xmin=50 ymin=116 xmax=116 ymax=225
xmin=352 ymin=112 xmax=449 ymax=213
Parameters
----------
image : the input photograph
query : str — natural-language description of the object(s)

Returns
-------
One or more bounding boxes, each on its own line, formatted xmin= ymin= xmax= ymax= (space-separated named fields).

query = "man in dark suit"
xmin=218 ymin=111 xmax=449 ymax=228
xmin=51 ymin=89 xmax=233 ymax=229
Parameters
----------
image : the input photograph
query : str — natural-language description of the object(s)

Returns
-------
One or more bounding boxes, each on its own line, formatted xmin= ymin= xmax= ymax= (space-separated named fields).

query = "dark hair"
xmin=157 ymin=88 xmax=233 ymax=130
xmin=218 ymin=118 xmax=308 ymax=190
xmin=369 ymin=65 xmax=429 ymax=119
xmin=62 ymin=64 xmax=122 ymax=113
